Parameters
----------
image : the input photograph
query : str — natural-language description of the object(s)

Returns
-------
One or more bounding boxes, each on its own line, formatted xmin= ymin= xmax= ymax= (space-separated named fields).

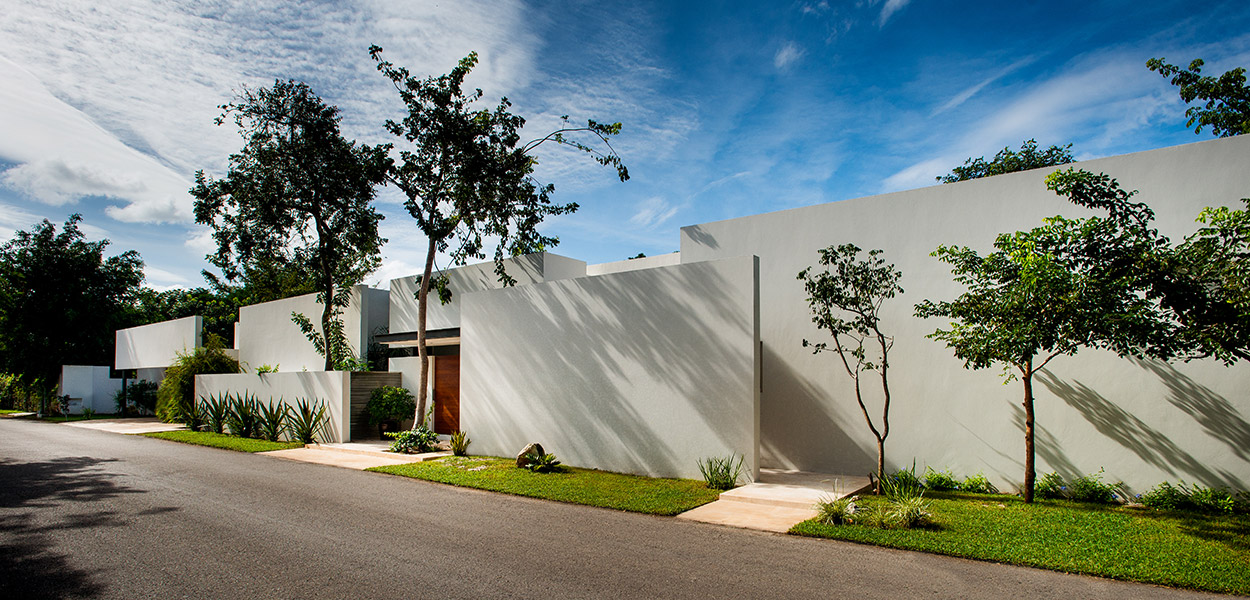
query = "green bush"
xmin=80 ymin=407 xmax=95 ymax=419
xmin=386 ymin=424 xmax=439 ymax=454
xmin=365 ymin=386 xmax=415 ymax=425
xmin=960 ymin=472 xmax=998 ymax=494
xmin=1141 ymin=481 xmax=1245 ymax=514
xmin=1034 ymin=472 xmax=1067 ymax=499
xmin=924 ymin=467 xmax=960 ymax=491
xmin=1189 ymin=485 xmax=1240 ymax=514
xmin=287 ymin=398 xmax=328 ymax=444
xmin=697 ymin=454 xmax=743 ymax=490
xmin=449 ymin=430 xmax=470 ymax=456
xmin=201 ymin=393 xmax=230 ymax=434
xmin=880 ymin=463 xmax=925 ymax=500
xmin=225 ymin=393 xmax=261 ymax=438
xmin=816 ymin=495 xmax=858 ymax=525
xmin=156 ymin=342 xmax=240 ymax=423
xmin=257 ymin=401 xmax=289 ymax=442
xmin=1068 ymin=469 xmax=1121 ymax=504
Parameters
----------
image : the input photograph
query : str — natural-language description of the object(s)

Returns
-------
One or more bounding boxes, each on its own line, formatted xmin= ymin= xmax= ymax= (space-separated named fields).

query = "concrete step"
xmin=718 ymin=469 xmax=871 ymax=510
xmin=308 ymin=442 xmax=450 ymax=461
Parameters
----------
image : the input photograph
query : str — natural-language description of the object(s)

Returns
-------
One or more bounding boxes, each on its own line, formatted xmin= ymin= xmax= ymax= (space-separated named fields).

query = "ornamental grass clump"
xmin=816 ymin=495 xmax=858 ymax=525
xmin=697 ymin=454 xmax=743 ymax=490
xmin=449 ymin=430 xmax=470 ymax=456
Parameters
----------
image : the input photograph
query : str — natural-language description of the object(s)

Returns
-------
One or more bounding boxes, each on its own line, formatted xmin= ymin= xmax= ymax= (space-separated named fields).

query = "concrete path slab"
xmin=260 ymin=446 xmax=450 ymax=470
xmin=676 ymin=500 xmax=817 ymax=533
xmin=62 ymin=417 xmax=186 ymax=435
xmin=0 ymin=411 xmax=35 ymax=418
xmin=677 ymin=469 xmax=871 ymax=532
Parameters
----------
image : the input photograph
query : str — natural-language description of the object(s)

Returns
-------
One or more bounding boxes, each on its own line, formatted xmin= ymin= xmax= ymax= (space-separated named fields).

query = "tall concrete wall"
xmin=388 ymin=253 xmax=587 ymax=333
xmin=236 ymin=285 xmax=388 ymax=372
xmin=195 ymin=372 xmax=351 ymax=443
xmin=58 ymin=365 xmax=122 ymax=414
xmin=460 ymin=255 xmax=760 ymax=481
xmin=680 ymin=135 xmax=1250 ymax=493
xmin=115 ymin=316 xmax=201 ymax=370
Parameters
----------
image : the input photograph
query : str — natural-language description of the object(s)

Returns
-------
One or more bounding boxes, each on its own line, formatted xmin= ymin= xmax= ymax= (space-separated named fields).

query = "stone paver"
xmin=62 ymin=417 xmax=186 ymax=434
xmin=677 ymin=469 xmax=871 ymax=532
xmin=260 ymin=445 xmax=450 ymax=470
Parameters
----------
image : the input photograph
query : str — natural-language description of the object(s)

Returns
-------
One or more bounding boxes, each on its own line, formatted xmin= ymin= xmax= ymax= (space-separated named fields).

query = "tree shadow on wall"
xmin=1008 ymin=403 xmax=1081 ymax=483
xmin=1130 ymin=357 xmax=1250 ymax=462
xmin=1035 ymin=370 xmax=1241 ymax=489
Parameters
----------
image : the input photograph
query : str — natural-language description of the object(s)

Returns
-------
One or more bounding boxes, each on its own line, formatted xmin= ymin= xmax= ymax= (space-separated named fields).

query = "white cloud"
xmin=878 ymin=0 xmax=912 ymax=26
xmin=629 ymin=196 xmax=679 ymax=229
xmin=932 ymin=55 xmax=1040 ymax=116
xmin=774 ymin=42 xmax=805 ymax=70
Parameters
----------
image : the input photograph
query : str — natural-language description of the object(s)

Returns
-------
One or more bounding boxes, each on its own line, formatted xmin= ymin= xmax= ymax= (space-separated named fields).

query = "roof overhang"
xmin=376 ymin=328 xmax=461 ymax=348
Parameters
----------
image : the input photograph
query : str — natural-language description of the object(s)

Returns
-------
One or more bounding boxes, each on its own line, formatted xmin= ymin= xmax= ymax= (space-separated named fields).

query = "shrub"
xmin=1034 ymin=472 xmax=1067 ymax=500
xmin=1142 ymin=481 xmax=1245 ymax=514
xmin=80 ymin=407 xmax=95 ymax=419
xmin=1139 ymin=481 xmax=1188 ymax=510
xmin=155 ymin=341 xmax=241 ymax=423
xmin=884 ymin=496 xmax=933 ymax=529
xmin=1189 ymin=485 xmax=1239 ymax=514
xmin=816 ymin=495 xmax=858 ymax=525
xmin=201 ymin=393 xmax=231 ymax=434
xmin=960 ymin=472 xmax=998 ymax=494
xmin=287 ymin=398 xmax=328 ymax=444
xmin=257 ymin=401 xmax=289 ymax=442
xmin=255 ymin=364 xmax=279 ymax=374
xmin=697 ymin=454 xmax=743 ymax=490
xmin=1068 ymin=469 xmax=1121 ymax=504
xmin=225 ymin=393 xmax=261 ymax=438
xmin=365 ymin=386 xmax=415 ymax=425
xmin=115 ymin=380 xmax=158 ymax=415
xmin=523 ymin=448 xmax=562 ymax=473
xmin=387 ymin=424 xmax=439 ymax=454
xmin=924 ymin=467 xmax=960 ymax=491
xmin=449 ymin=430 xmax=470 ymax=456
xmin=880 ymin=463 xmax=925 ymax=500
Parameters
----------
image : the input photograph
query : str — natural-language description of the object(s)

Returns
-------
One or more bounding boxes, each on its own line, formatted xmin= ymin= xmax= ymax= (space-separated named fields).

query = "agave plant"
xmin=257 ymin=400 xmax=289 ymax=442
xmin=225 ymin=393 xmax=261 ymax=438
xmin=449 ymin=430 xmax=470 ymax=456
xmin=524 ymin=449 xmax=562 ymax=473
xmin=202 ymin=393 xmax=231 ymax=434
xmin=287 ymin=397 xmax=328 ymax=444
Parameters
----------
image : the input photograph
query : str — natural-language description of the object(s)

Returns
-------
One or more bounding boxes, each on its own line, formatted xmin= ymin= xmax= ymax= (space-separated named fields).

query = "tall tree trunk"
xmin=320 ymin=281 xmax=334 ymax=372
xmin=414 ymin=236 xmax=437 ymax=428
xmin=1022 ymin=360 xmax=1036 ymax=503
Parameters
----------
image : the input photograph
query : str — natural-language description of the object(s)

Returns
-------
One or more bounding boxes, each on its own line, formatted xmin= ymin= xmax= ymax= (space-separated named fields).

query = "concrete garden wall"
xmin=196 ymin=372 xmax=350 ymax=443
xmin=459 ymin=255 xmax=760 ymax=481
xmin=58 ymin=365 xmax=122 ymax=414
xmin=115 ymin=316 xmax=201 ymax=371
xmin=679 ymin=135 xmax=1250 ymax=493
xmin=236 ymin=286 xmax=388 ymax=373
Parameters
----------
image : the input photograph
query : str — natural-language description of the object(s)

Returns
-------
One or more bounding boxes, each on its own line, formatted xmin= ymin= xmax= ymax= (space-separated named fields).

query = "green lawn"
xmin=369 ymin=456 xmax=721 ymax=515
xmin=0 ymin=409 xmax=30 ymax=415
xmin=141 ymin=430 xmax=305 ymax=453
xmin=791 ymin=492 xmax=1250 ymax=595
xmin=48 ymin=413 xmax=122 ymax=422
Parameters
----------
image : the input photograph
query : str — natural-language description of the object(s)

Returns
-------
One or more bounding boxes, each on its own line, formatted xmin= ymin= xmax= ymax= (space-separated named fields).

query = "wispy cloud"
xmin=629 ymin=196 xmax=680 ymax=229
xmin=774 ymin=41 xmax=805 ymax=69
xmin=877 ymin=0 xmax=912 ymax=27
xmin=931 ymin=55 xmax=1040 ymax=116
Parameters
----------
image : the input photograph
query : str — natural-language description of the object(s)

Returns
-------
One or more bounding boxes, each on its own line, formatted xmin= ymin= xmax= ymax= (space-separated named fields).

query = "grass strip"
xmin=369 ymin=456 xmax=721 ymax=516
xmin=0 ymin=409 xmax=31 ymax=415
xmin=790 ymin=492 xmax=1250 ymax=595
xmin=141 ymin=430 xmax=304 ymax=453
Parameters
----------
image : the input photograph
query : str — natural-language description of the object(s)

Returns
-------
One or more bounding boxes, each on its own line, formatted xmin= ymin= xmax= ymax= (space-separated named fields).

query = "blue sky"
xmin=1 ymin=0 xmax=1248 ymax=290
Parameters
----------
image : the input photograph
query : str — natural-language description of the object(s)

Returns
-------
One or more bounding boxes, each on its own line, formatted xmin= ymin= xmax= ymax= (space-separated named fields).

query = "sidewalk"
xmin=677 ymin=469 xmax=871 ymax=532
xmin=62 ymin=417 xmax=186 ymax=435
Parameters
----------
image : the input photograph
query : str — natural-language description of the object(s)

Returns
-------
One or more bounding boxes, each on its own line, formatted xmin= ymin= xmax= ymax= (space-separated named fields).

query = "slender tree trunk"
xmin=320 ymin=280 xmax=334 ymax=372
xmin=1022 ymin=360 xmax=1036 ymax=503
xmin=414 ymin=236 xmax=437 ymax=428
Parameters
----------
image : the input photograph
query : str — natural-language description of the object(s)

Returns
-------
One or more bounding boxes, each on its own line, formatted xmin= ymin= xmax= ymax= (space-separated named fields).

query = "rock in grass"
xmin=516 ymin=443 xmax=544 ymax=468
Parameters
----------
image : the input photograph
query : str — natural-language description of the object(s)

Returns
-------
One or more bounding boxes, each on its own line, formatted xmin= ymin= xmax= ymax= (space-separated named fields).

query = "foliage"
xmin=156 ymin=343 xmax=241 ymax=424
xmin=225 ymin=393 xmax=261 ymax=438
xmin=0 ymin=215 xmax=143 ymax=397
xmin=937 ymin=139 xmax=1074 ymax=183
xmin=191 ymin=79 xmax=390 ymax=371
xmin=799 ymin=244 xmax=902 ymax=493
xmin=370 ymin=456 xmax=721 ymax=516
xmin=449 ymin=430 xmax=470 ymax=456
xmin=1068 ymin=469 xmax=1122 ymax=504
xmin=80 ymin=407 xmax=95 ymax=419
xmin=1140 ymin=481 xmax=1246 ymax=514
xmin=370 ymin=46 xmax=628 ymax=424
xmin=1148 ymin=57 xmax=1250 ymax=137
xmin=114 ymin=380 xmax=158 ymax=415
xmin=1167 ymin=198 xmax=1250 ymax=363
xmin=0 ymin=373 xmax=43 ymax=412
xmin=385 ymin=423 xmax=439 ymax=454
xmin=257 ymin=401 xmax=289 ymax=442
xmin=142 ymin=430 xmax=303 ymax=453
xmin=365 ymin=385 xmax=415 ymax=425
xmin=883 ymin=496 xmax=934 ymax=529
xmin=1034 ymin=472 xmax=1067 ymax=500
xmin=791 ymin=491 xmax=1250 ymax=595
xmin=879 ymin=463 xmax=925 ymax=501
xmin=696 ymin=454 xmax=743 ymax=490
xmin=960 ymin=473 xmax=998 ymax=494
xmin=255 ymin=364 xmax=279 ymax=374
xmin=287 ymin=397 xmax=328 ymax=444
xmin=201 ymin=393 xmax=231 ymax=434
xmin=815 ymin=495 xmax=859 ymax=525
xmin=523 ymin=449 xmax=563 ymax=473
xmin=923 ymin=467 xmax=960 ymax=491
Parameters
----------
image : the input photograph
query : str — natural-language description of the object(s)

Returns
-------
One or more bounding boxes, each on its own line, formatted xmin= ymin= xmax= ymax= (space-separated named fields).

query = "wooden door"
xmin=433 ymin=355 xmax=460 ymax=434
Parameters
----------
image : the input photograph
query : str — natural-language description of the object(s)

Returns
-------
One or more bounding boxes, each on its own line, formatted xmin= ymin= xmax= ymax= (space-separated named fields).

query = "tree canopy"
xmin=0 ymin=215 xmax=144 ymax=392
xmin=1148 ymin=57 xmax=1250 ymax=137
xmin=937 ymin=139 xmax=1074 ymax=183
xmin=370 ymin=46 xmax=629 ymax=422
xmin=191 ymin=80 xmax=391 ymax=370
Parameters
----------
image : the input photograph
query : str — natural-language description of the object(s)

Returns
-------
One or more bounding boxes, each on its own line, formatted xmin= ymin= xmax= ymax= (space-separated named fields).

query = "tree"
xmin=798 ymin=244 xmax=903 ymax=493
xmin=0 ymin=215 xmax=144 ymax=402
xmin=1148 ymin=57 xmax=1250 ymax=137
xmin=1169 ymin=199 xmax=1250 ymax=362
xmin=937 ymin=139 xmax=1074 ymax=183
xmin=370 ymin=47 xmax=629 ymax=424
xmin=191 ymin=80 xmax=390 ymax=371
xmin=915 ymin=170 xmax=1165 ymax=502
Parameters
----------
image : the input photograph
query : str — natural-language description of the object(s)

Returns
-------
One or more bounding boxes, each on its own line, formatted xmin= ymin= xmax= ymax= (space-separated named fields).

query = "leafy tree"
xmin=1148 ymin=57 xmax=1250 ymax=137
xmin=191 ymin=79 xmax=390 ymax=371
xmin=798 ymin=244 xmax=903 ymax=493
xmin=155 ymin=338 xmax=241 ymax=424
xmin=370 ymin=46 xmax=629 ymax=423
xmin=1169 ymin=199 xmax=1250 ymax=362
xmin=938 ymin=139 xmax=1074 ymax=183
xmin=0 ymin=215 xmax=144 ymax=403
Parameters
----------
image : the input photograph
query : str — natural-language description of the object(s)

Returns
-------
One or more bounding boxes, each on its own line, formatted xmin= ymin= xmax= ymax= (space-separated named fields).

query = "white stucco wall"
xmin=460 ymin=255 xmax=760 ymax=481
xmin=388 ymin=253 xmax=588 ymax=333
xmin=115 ymin=316 xmax=201 ymax=370
xmin=58 ymin=365 xmax=122 ymax=414
xmin=586 ymin=252 xmax=682 ymax=276
xmin=680 ymin=135 xmax=1250 ymax=493
xmin=236 ymin=285 xmax=388 ymax=372
xmin=195 ymin=372 xmax=350 ymax=443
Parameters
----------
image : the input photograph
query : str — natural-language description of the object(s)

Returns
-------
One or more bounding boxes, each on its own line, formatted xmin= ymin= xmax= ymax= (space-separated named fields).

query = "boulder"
xmin=516 ymin=442 xmax=545 ymax=468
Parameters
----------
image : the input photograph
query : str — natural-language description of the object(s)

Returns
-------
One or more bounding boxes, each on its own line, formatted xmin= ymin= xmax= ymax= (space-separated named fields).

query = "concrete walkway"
xmin=260 ymin=442 xmax=450 ymax=470
xmin=678 ymin=469 xmax=871 ymax=532
xmin=62 ymin=417 xmax=186 ymax=435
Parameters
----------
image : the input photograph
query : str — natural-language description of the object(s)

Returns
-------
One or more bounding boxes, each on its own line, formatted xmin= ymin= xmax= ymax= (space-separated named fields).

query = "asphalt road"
xmin=0 ymin=418 xmax=1229 ymax=599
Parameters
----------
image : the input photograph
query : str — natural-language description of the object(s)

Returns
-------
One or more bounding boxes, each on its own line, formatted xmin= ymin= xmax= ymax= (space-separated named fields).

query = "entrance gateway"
xmin=376 ymin=327 xmax=461 ymax=434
